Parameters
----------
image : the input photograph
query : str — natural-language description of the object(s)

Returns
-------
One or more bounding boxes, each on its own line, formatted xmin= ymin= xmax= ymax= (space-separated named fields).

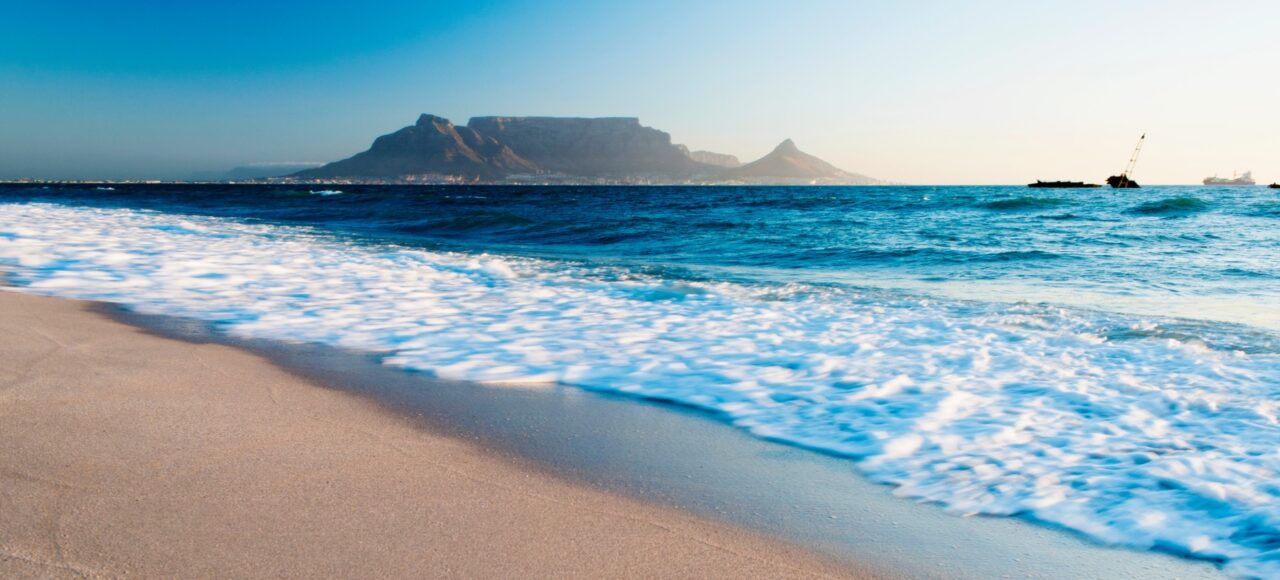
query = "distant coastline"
xmin=0 ymin=178 xmax=898 ymax=186
xmin=0 ymin=179 xmax=1228 ymax=186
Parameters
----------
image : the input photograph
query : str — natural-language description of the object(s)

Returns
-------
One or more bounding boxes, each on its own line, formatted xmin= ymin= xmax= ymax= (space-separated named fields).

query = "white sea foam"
xmin=2 ymin=203 xmax=1279 ymax=576
xmin=309 ymin=189 xmax=344 ymax=196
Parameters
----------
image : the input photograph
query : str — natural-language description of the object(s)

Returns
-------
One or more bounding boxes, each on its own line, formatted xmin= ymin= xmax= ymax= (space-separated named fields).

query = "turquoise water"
xmin=5 ymin=184 xmax=1277 ymax=329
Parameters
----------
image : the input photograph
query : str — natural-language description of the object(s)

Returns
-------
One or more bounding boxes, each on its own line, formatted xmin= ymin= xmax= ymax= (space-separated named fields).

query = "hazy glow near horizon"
xmin=2 ymin=0 xmax=1276 ymax=184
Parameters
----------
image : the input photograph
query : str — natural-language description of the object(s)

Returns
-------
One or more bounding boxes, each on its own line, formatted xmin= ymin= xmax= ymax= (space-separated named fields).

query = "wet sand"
xmin=0 ymin=291 xmax=873 ymax=578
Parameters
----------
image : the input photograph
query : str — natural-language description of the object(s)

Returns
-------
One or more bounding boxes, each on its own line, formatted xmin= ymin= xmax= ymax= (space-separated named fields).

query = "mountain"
xmin=295 ymin=114 xmax=537 ymax=179
xmin=294 ymin=114 xmax=881 ymax=184
xmin=721 ymin=139 xmax=880 ymax=184
xmin=465 ymin=117 xmax=708 ymax=177
xmin=297 ymin=114 xmax=708 ymax=180
xmin=686 ymin=150 xmax=741 ymax=168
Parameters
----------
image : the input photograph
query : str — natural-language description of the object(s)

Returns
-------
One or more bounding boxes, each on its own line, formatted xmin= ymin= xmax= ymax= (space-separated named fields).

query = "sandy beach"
xmin=0 ymin=290 xmax=874 ymax=578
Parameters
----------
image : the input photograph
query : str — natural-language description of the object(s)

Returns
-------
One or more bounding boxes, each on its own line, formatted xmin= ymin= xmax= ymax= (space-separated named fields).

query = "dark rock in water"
xmin=1107 ymin=175 xmax=1141 ymax=189
xmin=1270 ymin=183 xmax=1279 ymax=189
xmin=1028 ymin=180 xmax=1100 ymax=189
xmin=719 ymin=139 xmax=880 ymax=185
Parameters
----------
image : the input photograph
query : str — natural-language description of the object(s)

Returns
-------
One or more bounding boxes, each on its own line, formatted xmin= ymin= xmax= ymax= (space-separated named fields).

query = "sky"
xmin=1 ymin=0 xmax=1276 ymax=184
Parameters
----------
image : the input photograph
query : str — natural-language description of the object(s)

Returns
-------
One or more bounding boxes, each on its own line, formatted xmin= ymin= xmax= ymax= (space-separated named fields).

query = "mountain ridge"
xmin=719 ymin=139 xmax=879 ymax=184
xmin=294 ymin=114 xmax=881 ymax=184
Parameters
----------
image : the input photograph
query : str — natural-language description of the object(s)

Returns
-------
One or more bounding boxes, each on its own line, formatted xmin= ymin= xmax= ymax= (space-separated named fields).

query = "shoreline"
xmin=0 ymin=290 xmax=870 ymax=578
xmin=1 ymin=289 xmax=1226 ymax=578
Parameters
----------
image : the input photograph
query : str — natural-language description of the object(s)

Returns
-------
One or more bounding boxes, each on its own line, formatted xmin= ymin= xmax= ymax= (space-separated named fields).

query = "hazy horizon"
xmin=2 ymin=0 xmax=1277 ymax=184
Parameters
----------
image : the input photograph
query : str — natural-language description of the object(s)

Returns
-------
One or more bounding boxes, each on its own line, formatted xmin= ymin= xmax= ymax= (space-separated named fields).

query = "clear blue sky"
xmin=2 ymin=0 xmax=1276 ymax=183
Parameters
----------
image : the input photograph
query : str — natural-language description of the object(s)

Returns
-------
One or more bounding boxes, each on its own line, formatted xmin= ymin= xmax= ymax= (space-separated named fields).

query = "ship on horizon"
xmin=1204 ymin=171 xmax=1256 ymax=186
xmin=1030 ymin=134 xmax=1144 ymax=189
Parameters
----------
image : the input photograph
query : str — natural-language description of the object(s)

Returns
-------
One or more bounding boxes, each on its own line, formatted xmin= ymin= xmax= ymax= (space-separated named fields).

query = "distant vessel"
xmin=1028 ymin=180 xmax=1100 ymax=188
xmin=1271 ymin=183 xmax=1279 ymax=189
xmin=1203 ymin=171 xmax=1256 ymax=186
xmin=1107 ymin=134 xmax=1145 ymax=189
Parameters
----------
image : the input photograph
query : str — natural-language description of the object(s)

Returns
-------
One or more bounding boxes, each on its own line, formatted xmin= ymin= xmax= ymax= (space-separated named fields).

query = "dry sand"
xmin=0 ymin=290 xmax=879 ymax=578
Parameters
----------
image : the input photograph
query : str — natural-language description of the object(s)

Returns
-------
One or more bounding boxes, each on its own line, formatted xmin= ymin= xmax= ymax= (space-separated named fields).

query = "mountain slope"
xmin=721 ymin=139 xmax=879 ymax=184
xmin=295 ymin=115 xmax=536 ymax=179
xmin=686 ymin=150 xmax=741 ymax=168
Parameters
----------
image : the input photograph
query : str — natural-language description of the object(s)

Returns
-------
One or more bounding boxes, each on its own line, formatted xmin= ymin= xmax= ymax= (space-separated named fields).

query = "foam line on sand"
xmin=0 ymin=290 xmax=871 ymax=578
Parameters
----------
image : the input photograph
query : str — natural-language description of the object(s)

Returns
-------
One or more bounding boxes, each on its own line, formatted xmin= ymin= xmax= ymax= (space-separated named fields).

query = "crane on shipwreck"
xmin=1107 ymin=133 xmax=1144 ymax=189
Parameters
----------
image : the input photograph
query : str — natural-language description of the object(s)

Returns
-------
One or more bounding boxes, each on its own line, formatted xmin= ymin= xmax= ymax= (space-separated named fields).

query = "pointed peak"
xmin=772 ymin=138 xmax=799 ymax=154
xmin=416 ymin=114 xmax=453 ymax=127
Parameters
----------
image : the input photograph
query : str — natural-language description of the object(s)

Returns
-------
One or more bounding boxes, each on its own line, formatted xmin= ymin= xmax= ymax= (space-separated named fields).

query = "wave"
xmin=691 ymin=220 xmax=749 ymax=230
xmin=979 ymin=196 xmax=1069 ymax=210
xmin=393 ymin=212 xmax=538 ymax=235
xmin=799 ymin=247 xmax=1068 ymax=266
xmin=3 ymin=202 xmax=1280 ymax=576
xmin=1221 ymin=267 xmax=1275 ymax=280
xmin=977 ymin=249 xmax=1067 ymax=262
xmin=1099 ymin=317 xmax=1280 ymax=354
xmin=1245 ymin=202 xmax=1280 ymax=218
xmin=309 ymin=189 xmax=344 ymax=196
xmin=1128 ymin=197 xmax=1212 ymax=216
xmin=388 ymin=213 xmax=665 ymax=247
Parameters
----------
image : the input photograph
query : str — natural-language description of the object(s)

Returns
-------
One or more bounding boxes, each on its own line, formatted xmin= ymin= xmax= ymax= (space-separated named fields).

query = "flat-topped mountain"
xmin=465 ymin=116 xmax=707 ymax=177
xmin=295 ymin=114 xmax=880 ymax=184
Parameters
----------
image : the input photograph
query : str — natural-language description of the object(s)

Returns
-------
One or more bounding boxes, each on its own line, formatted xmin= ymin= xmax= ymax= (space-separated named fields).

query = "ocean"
xmin=2 ymin=183 xmax=1278 ymax=576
